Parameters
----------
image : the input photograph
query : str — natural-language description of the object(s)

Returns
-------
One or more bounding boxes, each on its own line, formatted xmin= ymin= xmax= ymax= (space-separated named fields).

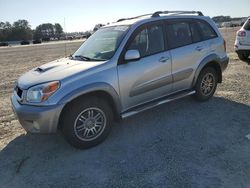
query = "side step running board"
xmin=121 ymin=90 xmax=195 ymax=119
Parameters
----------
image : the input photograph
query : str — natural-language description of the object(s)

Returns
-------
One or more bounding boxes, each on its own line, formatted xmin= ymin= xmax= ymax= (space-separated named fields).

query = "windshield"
xmin=73 ymin=26 xmax=129 ymax=61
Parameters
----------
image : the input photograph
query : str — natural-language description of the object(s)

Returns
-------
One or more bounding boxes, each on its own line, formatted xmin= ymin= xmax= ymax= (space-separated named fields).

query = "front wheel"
xmin=193 ymin=67 xmax=218 ymax=101
xmin=61 ymin=97 xmax=113 ymax=149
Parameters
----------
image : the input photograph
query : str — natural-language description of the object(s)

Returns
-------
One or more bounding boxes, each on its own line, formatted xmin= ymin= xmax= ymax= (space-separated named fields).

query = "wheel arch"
xmin=192 ymin=54 xmax=223 ymax=87
xmin=57 ymin=83 xmax=122 ymax=130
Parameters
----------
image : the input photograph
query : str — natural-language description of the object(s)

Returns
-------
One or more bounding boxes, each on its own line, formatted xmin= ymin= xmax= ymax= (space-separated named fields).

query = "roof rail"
xmin=116 ymin=11 xmax=203 ymax=22
xmin=152 ymin=11 xmax=204 ymax=17
xmin=117 ymin=13 xmax=153 ymax=22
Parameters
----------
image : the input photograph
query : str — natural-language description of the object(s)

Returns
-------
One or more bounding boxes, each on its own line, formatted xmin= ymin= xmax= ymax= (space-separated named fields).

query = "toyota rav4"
xmin=11 ymin=11 xmax=229 ymax=148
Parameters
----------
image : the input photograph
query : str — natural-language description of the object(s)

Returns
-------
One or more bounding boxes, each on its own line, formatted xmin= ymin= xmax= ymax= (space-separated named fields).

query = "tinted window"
xmin=197 ymin=21 xmax=217 ymax=40
xmin=243 ymin=19 xmax=250 ymax=30
xmin=166 ymin=22 xmax=192 ymax=49
xmin=128 ymin=25 xmax=164 ymax=57
xmin=189 ymin=22 xmax=202 ymax=43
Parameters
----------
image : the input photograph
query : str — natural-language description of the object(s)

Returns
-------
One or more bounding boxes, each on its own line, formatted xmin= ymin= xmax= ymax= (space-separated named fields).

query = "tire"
xmin=237 ymin=52 xmax=249 ymax=61
xmin=61 ymin=96 xmax=113 ymax=149
xmin=193 ymin=67 xmax=218 ymax=101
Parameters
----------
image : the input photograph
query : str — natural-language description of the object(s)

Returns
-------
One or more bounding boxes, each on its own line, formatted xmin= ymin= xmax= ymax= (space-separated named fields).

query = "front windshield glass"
xmin=73 ymin=26 xmax=129 ymax=61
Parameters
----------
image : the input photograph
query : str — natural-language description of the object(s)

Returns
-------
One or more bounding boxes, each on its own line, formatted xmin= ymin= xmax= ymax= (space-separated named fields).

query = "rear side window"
xmin=166 ymin=22 xmax=192 ymax=49
xmin=189 ymin=22 xmax=202 ymax=43
xmin=128 ymin=25 xmax=164 ymax=57
xmin=243 ymin=19 xmax=250 ymax=30
xmin=196 ymin=21 xmax=217 ymax=40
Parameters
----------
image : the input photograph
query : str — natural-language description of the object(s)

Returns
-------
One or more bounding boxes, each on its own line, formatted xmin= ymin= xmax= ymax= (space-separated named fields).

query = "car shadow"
xmin=0 ymin=97 xmax=250 ymax=187
xmin=241 ymin=57 xmax=250 ymax=65
xmin=246 ymin=58 xmax=250 ymax=64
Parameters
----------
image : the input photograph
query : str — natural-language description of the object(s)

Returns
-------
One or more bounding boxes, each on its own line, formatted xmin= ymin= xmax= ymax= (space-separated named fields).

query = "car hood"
xmin=18 ymin=58 xmax=106 ymax=89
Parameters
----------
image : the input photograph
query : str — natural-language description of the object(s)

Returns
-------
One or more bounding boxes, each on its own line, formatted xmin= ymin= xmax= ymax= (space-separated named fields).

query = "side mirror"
xmin=124 ymin=50 xmax=140 ymax=61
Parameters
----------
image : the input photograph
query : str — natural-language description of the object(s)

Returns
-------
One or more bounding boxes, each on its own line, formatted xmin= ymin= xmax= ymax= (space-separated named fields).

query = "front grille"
xmin=15 ymin=86 xmax=23 ymax=99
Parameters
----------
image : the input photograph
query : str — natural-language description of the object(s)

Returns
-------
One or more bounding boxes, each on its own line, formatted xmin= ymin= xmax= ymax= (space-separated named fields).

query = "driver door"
xmin=117 ymin=22 xmax=173 ymax=111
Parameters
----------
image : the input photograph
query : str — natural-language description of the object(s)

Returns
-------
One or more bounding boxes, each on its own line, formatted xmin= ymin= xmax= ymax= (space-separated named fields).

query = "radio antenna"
xmin=64 ymin=17 xmax=67 ymax=57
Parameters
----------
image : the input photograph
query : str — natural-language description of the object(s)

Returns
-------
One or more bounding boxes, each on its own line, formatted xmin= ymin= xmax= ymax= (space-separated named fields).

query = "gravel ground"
xmin=0 ymin=28 xmax=250 ymax=187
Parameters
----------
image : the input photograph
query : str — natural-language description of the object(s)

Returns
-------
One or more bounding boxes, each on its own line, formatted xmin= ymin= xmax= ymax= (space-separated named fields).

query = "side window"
xmin=166 ymin=22 xmax=192 ymax=49
xmin=128 ymin=29 xmax=148 ymax=57
xmin=197 ymin=21 xmax=217 ymax=40
xmin=128 ymin=25 xmax=164 ymax=57
xmin=189 ymin=22 xmax=202 ymax=43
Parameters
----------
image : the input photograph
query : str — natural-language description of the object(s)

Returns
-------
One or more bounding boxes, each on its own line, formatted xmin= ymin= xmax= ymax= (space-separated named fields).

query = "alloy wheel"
xmin=74 ymin=107 xmax=106 ymax=141
xmin=200 ymin=73 xmax=215 ymax=96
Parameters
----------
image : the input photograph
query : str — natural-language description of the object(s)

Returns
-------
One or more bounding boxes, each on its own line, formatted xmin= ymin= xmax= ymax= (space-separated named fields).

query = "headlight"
xmin=26 ymin=81 xmax=60 ymax=103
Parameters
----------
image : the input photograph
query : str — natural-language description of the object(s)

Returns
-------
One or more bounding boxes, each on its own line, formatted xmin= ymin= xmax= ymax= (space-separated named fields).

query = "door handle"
xmin=159 ymin=57 xmax=169 ymax=63
xmin=195 ymin=46 xmax=204 ymax=51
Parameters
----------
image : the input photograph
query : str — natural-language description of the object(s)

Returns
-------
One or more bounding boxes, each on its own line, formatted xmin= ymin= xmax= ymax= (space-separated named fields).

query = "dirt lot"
xmin=0 ymin=28 xmax=250 ymax=187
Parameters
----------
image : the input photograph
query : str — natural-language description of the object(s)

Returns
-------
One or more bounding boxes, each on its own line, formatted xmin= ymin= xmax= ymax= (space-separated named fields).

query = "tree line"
xmin=212 ymin=16 xmax=232 ymax=23
xmin=0 ymin=19 xmax=64 ymax=42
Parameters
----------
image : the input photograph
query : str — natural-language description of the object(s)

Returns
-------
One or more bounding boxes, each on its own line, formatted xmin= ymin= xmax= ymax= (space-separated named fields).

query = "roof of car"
xmin=103 ymin=11 xmax=205 ymax=28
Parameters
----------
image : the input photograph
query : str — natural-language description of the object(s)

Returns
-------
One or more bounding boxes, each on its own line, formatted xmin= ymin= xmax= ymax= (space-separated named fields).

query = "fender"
xmin=58 ymin=82 xmax=122 ymax=115
xmin=192 ymin=54 xmax=227 ymax=87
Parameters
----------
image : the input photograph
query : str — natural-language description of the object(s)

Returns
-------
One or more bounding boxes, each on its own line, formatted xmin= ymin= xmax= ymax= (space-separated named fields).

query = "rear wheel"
xmin=193 ymin=67 xmax=218 ymax=101
xmin=61 ymin=97 xmax=113 ymax=149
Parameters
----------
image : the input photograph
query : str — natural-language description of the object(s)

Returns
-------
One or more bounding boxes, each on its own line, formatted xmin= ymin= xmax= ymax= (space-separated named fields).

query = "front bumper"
xmin=11 ymin=94 xmax=64 ymax=133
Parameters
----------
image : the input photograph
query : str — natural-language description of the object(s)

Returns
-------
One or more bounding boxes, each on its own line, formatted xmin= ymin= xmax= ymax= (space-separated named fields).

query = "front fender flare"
xmin=58 ymin=82 xmax=122 ymax=115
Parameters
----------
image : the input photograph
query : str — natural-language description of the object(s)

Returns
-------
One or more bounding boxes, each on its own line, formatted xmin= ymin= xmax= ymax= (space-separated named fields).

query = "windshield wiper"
xmin=74 ymin=55 xmax=106 ymax=61
xmin=74 ymin=55 xmax=92 ymax=61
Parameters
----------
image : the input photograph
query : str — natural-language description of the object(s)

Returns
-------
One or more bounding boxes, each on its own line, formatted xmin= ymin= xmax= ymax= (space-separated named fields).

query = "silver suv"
xmin=235 ymin=17 xmax=250 ymax=60
xmin=11 ymin=11 xmax=229 ymax=148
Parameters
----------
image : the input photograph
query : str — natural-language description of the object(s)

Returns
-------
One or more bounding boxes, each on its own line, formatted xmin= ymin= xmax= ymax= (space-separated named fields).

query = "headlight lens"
xmin=26 ymin=81 xmax=60 ymax=103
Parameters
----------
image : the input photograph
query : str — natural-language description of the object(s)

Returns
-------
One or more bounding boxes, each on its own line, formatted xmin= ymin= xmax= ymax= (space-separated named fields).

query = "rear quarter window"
xmin=243 ymin=19 xmax=250 ymax=30
xmin=197 ymin=21 xmax=218 ymax=40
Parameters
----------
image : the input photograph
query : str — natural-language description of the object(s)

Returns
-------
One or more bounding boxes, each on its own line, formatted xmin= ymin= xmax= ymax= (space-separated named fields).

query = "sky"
xmin=0 ymin=0 xmax=249 ymax=32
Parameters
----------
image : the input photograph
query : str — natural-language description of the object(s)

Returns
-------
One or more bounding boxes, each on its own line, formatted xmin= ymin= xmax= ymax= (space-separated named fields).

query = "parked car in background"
xmin=235 ymin=18 xmax=250 ymax=60
xmin=20 ymin=40 xmax=30 ymax=45
xmin=11 ymin=11 xmax=228 ymax=149
xmin=32 ymin=39 xmax=42 ymax=44
xmin=0 ymin=42 xmax=8 ymax=46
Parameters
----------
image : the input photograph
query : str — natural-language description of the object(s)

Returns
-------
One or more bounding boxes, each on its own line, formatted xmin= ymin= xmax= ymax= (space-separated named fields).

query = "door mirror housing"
xmin=124 ymin=50 xmax=140 ymax=61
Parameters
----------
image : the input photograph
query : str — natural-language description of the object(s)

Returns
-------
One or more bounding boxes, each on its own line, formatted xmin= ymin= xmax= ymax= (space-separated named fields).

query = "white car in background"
xmin=235 ymin=18 xmax=250 ymax=60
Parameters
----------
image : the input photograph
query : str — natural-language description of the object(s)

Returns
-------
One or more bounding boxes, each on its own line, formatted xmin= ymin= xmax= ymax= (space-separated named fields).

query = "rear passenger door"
xmin=165 ymin=19 xmax=209 ymax=92
xmin=196 ymin=20 xmax=219 ymax=53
